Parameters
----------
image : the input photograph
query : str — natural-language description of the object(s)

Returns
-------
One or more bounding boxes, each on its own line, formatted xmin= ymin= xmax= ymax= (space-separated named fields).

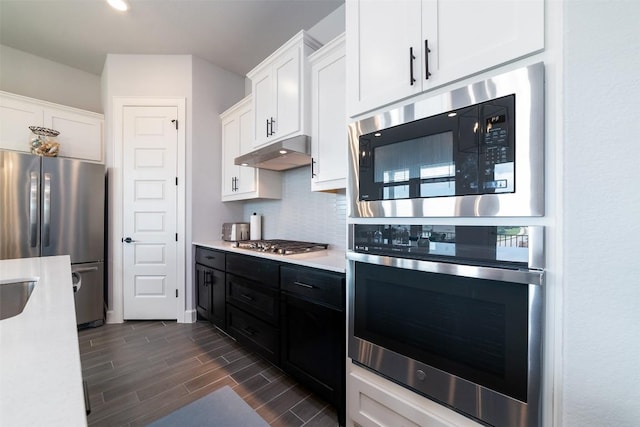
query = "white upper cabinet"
xmin=248 ymin=30 xmax=322 ymax=149
xmin=347 ymin=0 xmax=544 ymax=117
xmin=43 ymin=107 xmax=103 ymax=162
xmin=310 ymin=33 xmax=347 ymax=192
xmin=0 ymin=94 xmax=44 ymax=153
xmin=0 ymin=91 xmax=104 ymax=163
xmin=347 ymin=1 xmax=423 ymax=117
xmin=220 ymin=96 xmax=282 ymax=202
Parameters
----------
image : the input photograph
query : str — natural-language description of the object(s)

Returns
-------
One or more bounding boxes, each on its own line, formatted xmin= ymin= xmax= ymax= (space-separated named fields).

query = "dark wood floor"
xmin=78 ymin=320 xmax=339 ymax=426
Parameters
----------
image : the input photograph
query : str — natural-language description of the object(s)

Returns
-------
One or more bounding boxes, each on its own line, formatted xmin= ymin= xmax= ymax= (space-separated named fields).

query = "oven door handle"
xmin=347 ymin=251 xmax=543 ymax=286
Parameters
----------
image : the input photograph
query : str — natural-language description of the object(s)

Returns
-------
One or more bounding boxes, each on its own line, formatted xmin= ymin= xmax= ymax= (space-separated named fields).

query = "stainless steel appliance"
xmin=347 ymin=224 xmax=544 ymax=427
xmin=1 ymin=150 xmax=105 ymax=326
xmin=233 ymin=239 xmax=328 ymax=255
xmin=349 ymin=62 xmax=544 ymax=217
xmin=234 ymin=135 xmax=311 ymax=171
xmin=222 ymin=222 xmax=250 ymax=242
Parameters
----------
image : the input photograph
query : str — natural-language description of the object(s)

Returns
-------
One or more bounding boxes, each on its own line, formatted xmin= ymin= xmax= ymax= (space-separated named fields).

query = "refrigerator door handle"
xmin=29 ymin=171 xmax=39 ymax=248
xmin=43 ymin=173 xmax=51 ymax=247
xmin=72 ymin=271 xmax=82 ymax=293
xmin=72 ymin=266 xmax=99 ymax=293
xmin=73 ymin=266 xmax=99 ymax=274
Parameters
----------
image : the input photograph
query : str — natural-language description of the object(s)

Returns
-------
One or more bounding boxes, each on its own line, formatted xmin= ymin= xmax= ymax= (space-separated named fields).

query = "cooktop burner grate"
xmin=233 ymin=239 xmax=329 ymax=255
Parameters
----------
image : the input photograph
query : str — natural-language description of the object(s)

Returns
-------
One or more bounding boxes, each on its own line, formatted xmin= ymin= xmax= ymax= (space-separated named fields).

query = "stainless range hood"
xmin=234 ymin=135 xmax=311 ymax=171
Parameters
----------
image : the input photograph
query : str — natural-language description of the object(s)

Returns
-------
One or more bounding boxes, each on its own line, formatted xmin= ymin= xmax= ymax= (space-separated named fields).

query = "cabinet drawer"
xmin=226 ymin=305 xmax=279 ymax=364
xmin=226 ymin=273 xmax=279 ymax=324
xmin=281 ymin=265 xmax=345 ymax=309
xmin=195 ymin=247 xmax=225 ymax=270
xmin=226 ymin=253 xmax=279 ymax=285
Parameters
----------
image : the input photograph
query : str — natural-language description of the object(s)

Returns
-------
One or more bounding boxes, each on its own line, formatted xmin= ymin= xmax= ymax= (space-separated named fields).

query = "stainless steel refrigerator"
xmin=1 ymin=150 xmax=105 ymax=326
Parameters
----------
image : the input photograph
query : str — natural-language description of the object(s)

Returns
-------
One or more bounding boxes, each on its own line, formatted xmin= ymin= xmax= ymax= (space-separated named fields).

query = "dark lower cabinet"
xmin=227 ymin=304 xmax=279 ymax=364
xmin=195 ymin=247 xmax=226 ymax=328
xmin=280 ymin=265 xmax=346 ymax=426
xmin=225 ymin=253 xmax=280 ymax=364
xmin=194 ymin=248 xmax=345 ymax=426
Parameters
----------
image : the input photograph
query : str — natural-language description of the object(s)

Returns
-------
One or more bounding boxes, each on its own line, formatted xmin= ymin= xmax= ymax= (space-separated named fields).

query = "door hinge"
xmin=175 ymin=233 xmax=178 ymax=242
xmin=175 ymin=289 xmax=178 ymax=298
xmin=171 ymin=119 xmax=178 ymax=130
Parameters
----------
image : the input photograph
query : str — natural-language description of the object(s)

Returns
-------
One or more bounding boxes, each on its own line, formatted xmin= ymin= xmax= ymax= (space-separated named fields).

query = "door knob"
xmin=123 ymin=237 xmax=136 ymax=243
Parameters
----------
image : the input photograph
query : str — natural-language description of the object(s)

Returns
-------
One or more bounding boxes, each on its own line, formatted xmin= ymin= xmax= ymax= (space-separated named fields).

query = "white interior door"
xmin=122 ymin=106 xmax=178 ymax=319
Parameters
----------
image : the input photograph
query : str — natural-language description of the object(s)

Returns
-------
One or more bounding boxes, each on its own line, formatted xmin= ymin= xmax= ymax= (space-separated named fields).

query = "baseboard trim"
xmin=183 ymin=309 xmax=197 ymax=324
xmin=106 ymin=309 xmax=123 ymax=324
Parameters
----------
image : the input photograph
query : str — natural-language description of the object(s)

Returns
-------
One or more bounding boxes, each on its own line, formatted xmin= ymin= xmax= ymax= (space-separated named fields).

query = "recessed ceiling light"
xmin=241 ymin=162 xmax=248 ymax=167
xmin=107 ymin=0 xmax=129 ymax=12
xmin=448 ymin=112 xmax=457 ymax=117
xmin=279 ymin=149 xmax=288 ymax=154
xmin=374 ymin=132 xmax=382 ymax=137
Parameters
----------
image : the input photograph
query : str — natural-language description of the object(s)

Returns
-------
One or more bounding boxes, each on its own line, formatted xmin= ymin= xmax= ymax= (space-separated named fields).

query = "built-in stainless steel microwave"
xmin=348 ymin=62 xmax=545 ymax=218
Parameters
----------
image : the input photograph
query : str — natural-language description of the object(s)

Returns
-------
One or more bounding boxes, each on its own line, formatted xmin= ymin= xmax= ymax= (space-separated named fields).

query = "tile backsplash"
xmin=242 ymin=166 xmax=347 ymax=250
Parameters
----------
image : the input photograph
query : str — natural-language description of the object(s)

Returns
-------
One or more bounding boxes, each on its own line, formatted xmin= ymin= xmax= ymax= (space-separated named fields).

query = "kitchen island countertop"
xmin=193 ymin=241 xmax=346 ymax=273
xmin=0 ymin=255 xmax=87 ymax=427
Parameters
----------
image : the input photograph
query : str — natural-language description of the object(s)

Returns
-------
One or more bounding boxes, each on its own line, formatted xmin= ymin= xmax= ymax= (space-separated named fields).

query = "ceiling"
xmin=0 ymin=0 xmax=344 ymax=77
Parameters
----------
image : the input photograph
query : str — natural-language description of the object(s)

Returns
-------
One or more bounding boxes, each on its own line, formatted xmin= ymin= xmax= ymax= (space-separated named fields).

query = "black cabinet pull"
xmin=266 ymin=118 xmax=270 ymax=137
xmin=293 ymin=281 xmax=315 ymax=289
xmin=243 ymin=326 xmax=256 ymax=336
xmin=409 ymin=47 xmax=416 ymax=86
xmin=268 ymin=117 xmax=276 ymax=136
xmin=205 ymin=255 xmax=215 ymax=260
xmin=311 ymin=158 xmax=317 ymax=178
xmin=425 ymin=39 xmax=431 ymax=80
xmin=241 ymin=293 xmax=254 ymax=301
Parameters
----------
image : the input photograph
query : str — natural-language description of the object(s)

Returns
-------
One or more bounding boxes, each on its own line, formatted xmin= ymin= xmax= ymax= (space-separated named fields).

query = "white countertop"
xmin=0 ymin=256 xmax=87 ymax=427
xmin=193 ymin=241 xmax=346 ymax=273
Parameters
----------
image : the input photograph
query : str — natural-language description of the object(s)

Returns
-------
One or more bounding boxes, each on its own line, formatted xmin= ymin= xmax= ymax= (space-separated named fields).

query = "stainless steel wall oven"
xmin=347 ymin=224 xmax=544 ymax=427
xmin=348 ymin=62 xmax=544 ymax=218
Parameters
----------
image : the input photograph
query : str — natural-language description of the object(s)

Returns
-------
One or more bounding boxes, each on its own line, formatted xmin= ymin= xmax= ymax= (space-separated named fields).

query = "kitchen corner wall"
xmin=242 ymin=166 xmax=347 ymax=250
xmin=0 ymin=44 xmax=102 ymax=113
xmin=239 ymin=4 xmax=347 ymax=250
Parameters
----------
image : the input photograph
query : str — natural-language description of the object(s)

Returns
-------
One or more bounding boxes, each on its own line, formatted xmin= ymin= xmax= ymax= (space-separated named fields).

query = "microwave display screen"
xmin=359 ymin=94 xmax=515 ymax=202
xmin=374 ymin=131 xmax=455 ymax=199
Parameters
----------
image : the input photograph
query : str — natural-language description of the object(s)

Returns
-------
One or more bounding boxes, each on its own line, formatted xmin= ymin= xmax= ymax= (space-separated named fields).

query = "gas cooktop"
xmin=232 ymin=239 xmax=329 ymax=255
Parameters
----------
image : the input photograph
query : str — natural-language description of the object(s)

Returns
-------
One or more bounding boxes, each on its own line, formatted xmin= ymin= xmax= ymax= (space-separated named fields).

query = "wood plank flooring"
xmin=78 ymin=321 xmax=339 ymax=426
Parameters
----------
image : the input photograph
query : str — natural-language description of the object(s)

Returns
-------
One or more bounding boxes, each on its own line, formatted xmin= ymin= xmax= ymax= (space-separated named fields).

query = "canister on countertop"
xmin=250 ymin=213 xmax=262 ymax=240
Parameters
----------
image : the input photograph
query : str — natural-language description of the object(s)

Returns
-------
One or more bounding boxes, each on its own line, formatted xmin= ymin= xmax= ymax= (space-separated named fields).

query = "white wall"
xmin=102 ymin=54 xmax=245 ymax=322
xmin=561 ymin=1 xmax=640 ymax=426
xmin=0 ymin=44 xmax=102 ymax=113
xmin=190 ymin=55 xmax=245 ymax=311
xmin=243 ymin=167 xmax=347 ymax=250
xmin=239 ymin=4 xmax=347 ymax=248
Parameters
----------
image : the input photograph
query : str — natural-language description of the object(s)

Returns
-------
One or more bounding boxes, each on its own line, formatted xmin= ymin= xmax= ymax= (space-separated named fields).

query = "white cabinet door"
xmin=252 ymin=69 xmax=273 ymax=147
xmin=221 ymin=114 xmax=241 ymax=198
xmin=0 ymin=91 xmax=104 ymax=162
xmin=424 ymin=0 xmax=544 ymax=90
xmin=347 ymin=0 xmax=544 ymax=117
xmin=248 ymin=31 xmax=320 ymax=149
xmin=220 ymin=96 xmax=281 ymax=202
xmin=236 ymin=104 xmax=257 ymax=195
xmin=272 ymin=46 xmax=302 ymax=141
xmin=44 ymin=108 xmax=103 ymax=162
xmin=310 ymin=34 xmax=347 ymax=192
xmin=0 ymin=94 xmax=44 ymax=152
xmin=346 ymin=0 xmax=422 ymax=117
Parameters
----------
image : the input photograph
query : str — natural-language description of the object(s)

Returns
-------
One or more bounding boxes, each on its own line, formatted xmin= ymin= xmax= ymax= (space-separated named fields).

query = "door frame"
xmin=108 ymin=97 xmax=186 ymax=323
